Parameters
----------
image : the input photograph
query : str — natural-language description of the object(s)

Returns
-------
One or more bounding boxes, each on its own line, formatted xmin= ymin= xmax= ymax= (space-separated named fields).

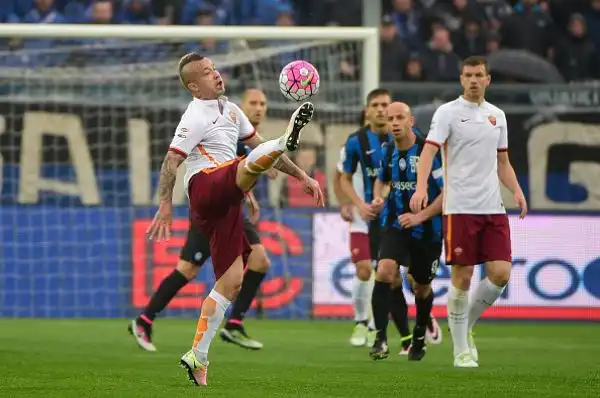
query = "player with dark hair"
xmin=146 ymin=53 xmax=324 ymax=385
xmin=411 ymin=55 xmax=527 ymax=367
xmin=128 ymin=88 xmax=275 ymax=352
xmin=370 ymin=102 xmax=443 ymax=361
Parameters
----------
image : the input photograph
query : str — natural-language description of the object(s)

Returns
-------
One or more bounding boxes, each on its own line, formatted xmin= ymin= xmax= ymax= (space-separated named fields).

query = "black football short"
xmin=368 ymin=220 xmax=381 ymax=262
xmin=180 ymin=216 xmax=261 ymax=266
xmin=378 ymin=228 xmax=442 ymax=284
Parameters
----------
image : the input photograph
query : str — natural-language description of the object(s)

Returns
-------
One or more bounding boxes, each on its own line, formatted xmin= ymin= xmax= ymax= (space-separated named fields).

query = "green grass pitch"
xmin=0 ymin=319 xmax=598 ymax=397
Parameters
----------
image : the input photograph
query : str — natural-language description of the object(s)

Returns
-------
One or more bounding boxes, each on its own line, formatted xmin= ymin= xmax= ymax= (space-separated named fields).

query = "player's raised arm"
xmin=411 ymin=107 xmax=450 ymax=212
xmin=495 ymin=114 xmax=527 ymax=218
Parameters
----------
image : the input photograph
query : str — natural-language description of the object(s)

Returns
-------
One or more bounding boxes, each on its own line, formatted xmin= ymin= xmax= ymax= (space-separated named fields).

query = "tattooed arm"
xmin=158 ymin=151 xmax=186 ymax=204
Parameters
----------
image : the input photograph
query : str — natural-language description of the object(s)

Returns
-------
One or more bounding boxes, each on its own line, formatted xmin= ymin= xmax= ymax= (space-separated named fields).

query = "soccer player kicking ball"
xmin=146 ymin=53 xmax=324 ymax=386
xmin=411 ymin=55 xmax=527 ymax=368
xmin=338 ymin=89 xmax=414 ymax=352
xmin=369 ymin=102 xmax=444 ymax=361
xmin=129 ymin=88 xmax=275 ymax=352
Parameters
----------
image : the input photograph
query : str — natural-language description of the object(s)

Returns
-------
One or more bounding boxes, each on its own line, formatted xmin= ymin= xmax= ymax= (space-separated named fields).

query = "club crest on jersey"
xmin=398 ymin=158 xmax=407 ymax=171
xmin=229 ymin=110 xmax=238 ymax=124
xmin=488 ymin=115 xmax=496 ymax=126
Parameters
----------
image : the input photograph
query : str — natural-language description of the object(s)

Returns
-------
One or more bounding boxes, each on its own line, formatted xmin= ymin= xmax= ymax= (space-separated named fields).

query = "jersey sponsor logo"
xmin=392 ymin=181 xmax=416 ymax=191
xmin=212 ymin=117 xmax=218 ymax=124
xmin=365 ymin=149 xmax=376 ymax=155
xmin=409 ymin=155 xmax=418 ymax=173
xmin=365 ymin=167 xmax=379 ymax=178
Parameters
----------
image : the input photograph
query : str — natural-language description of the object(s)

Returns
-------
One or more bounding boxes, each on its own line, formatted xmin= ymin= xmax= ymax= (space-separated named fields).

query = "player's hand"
xmin=246 ymin=191 xmax=260 ymax=224
xmin=147 ymin=202 xmax=173 ymax=241
xmin=266 ymin=169 xmax=278 ymax=180
xmin=302 ymin=175 xmax=325 ymax=207
xmin=340 ymin=203 xmax=354 ymax=222
xmin=398 ymin=212 xmax=425 ymax=228
xmin=359 ymin=202 xmax=377 ymax=221
xmin=371 ymin=197 xmax=385 ymax=213
xmin=515 ymin=190 xmax=528 ymax=219
xmin=410 ymin=189 xmax=428 ymax=213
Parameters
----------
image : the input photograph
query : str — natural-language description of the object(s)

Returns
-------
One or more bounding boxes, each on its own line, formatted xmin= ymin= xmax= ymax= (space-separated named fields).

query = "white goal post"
xmin=0 ymin=24 xmax=379 ymax=103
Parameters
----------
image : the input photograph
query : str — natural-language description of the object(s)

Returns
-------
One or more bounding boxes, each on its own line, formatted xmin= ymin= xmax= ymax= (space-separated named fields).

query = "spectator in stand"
xmin=184 ymin=5 xmax=228 ymax=55
xmin=454 ymin=18 xmax=487 ymax=58
xmin=180 ymin=0 xmax=233 ymax=25
xmin=323 ymin=0 xmax=362 ymax=26
xmin=61 ymin=1 xmax=92 ymax=23
xmin=554 ymin=13 xmax=597 ymax=81
xmin=148 ymin=0 xmax=185 ymax=24
xmin=380 ymin=14 xmax=409 ymax=83
xmin=82 ymin=0 xmax=116 ymax=24
xmin=390 ymin=0 xmax=423 ymax=51
xmin=404 ymin=54 xmax=427 ymax=81
xmin=10 ymin=0 xmax=65 ymax=24
xmin=0 ymin=0 xmax=16 ymax=23
xmin=432 ymin=0 xmax=485 ymax=36
xmin=421 ymin=25 xmax=461 ymax=81
xmin=290 ymin=0 xmax=329 ymax=25
xmin=280 ymin=144 xmax=326 ymax=208
xmin=121 ymin=0 xmax=157 ymax=24
xmin=485 ymin=30 xmax=501 ymax=54
xmin=500 ymin=0 xmax=555 ymax=59
xmin=474 ymin=0 xmax=512 ymax=30
xmin=585 ymin=0 xmax=600 ymax=67
xmin=2 ymin=0 xmax=67 ymax=67
xmin=227 ymin=0 xmax=291 ymax=25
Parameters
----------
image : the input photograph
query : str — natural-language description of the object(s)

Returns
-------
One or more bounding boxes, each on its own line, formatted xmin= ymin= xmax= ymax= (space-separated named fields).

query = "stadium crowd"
xmin=0 ymin=0 xmax=598 ymax=82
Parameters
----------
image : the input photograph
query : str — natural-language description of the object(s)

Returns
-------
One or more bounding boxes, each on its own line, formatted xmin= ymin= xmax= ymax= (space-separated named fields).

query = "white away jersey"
xmin=169 ymin=97 xmax=256 ymax=191
xmin=337 ymin=146 xmax=368 ymax=233
xmin=425 ymin=96 xmax=508 ymax=215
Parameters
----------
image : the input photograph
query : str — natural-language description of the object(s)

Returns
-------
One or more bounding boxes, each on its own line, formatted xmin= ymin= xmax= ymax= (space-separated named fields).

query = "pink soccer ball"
xmin=279 ymin=60 xmax=320 ymax=102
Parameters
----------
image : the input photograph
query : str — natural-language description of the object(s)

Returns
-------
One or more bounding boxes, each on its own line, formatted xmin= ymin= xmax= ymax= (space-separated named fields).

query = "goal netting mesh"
xmin=0 ymin=33 xmax=371 ymax=319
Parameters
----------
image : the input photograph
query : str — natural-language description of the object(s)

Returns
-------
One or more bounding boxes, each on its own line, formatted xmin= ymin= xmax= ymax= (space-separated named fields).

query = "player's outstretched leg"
xmin=369 ymin=259 xmax=398 ymax=360
xmin=466 ymin=260 xmax=510 ymax=362
xmin=389 ymin=276 xmax=412 ymax=355
xmin=237 ymin=102 xmax=314 ymax=192
xmin=220 ymin=244 xmax=271 ymax=350
xmin=128 ymin=260 xmax=197 ymax=352
xmin=448 ymin=265 xmax=478 ymax=368
xmin=180 ymin=256 xmax=244 ymax=386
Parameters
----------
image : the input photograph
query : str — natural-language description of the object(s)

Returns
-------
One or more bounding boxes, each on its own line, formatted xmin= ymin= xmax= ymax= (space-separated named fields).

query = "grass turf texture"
xmin=0 ymin=319 xmax=598 ymax=397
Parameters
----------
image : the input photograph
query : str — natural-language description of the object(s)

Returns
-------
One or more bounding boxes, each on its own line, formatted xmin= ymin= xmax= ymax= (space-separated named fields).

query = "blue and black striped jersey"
xmin=379 ymin=137 xmax=444 ymax=242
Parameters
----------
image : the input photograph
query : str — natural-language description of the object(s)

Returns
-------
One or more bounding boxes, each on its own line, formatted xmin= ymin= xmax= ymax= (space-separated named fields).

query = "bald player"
xmin=129 ymin=88 xmax=276 ymax=352
xmin=370 ymin=102 xmax=444 ymax=361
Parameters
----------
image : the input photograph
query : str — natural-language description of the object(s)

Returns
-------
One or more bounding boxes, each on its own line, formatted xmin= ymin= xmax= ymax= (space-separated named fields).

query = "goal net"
xmin=0 ymin=24 xmax=378 ymax=319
